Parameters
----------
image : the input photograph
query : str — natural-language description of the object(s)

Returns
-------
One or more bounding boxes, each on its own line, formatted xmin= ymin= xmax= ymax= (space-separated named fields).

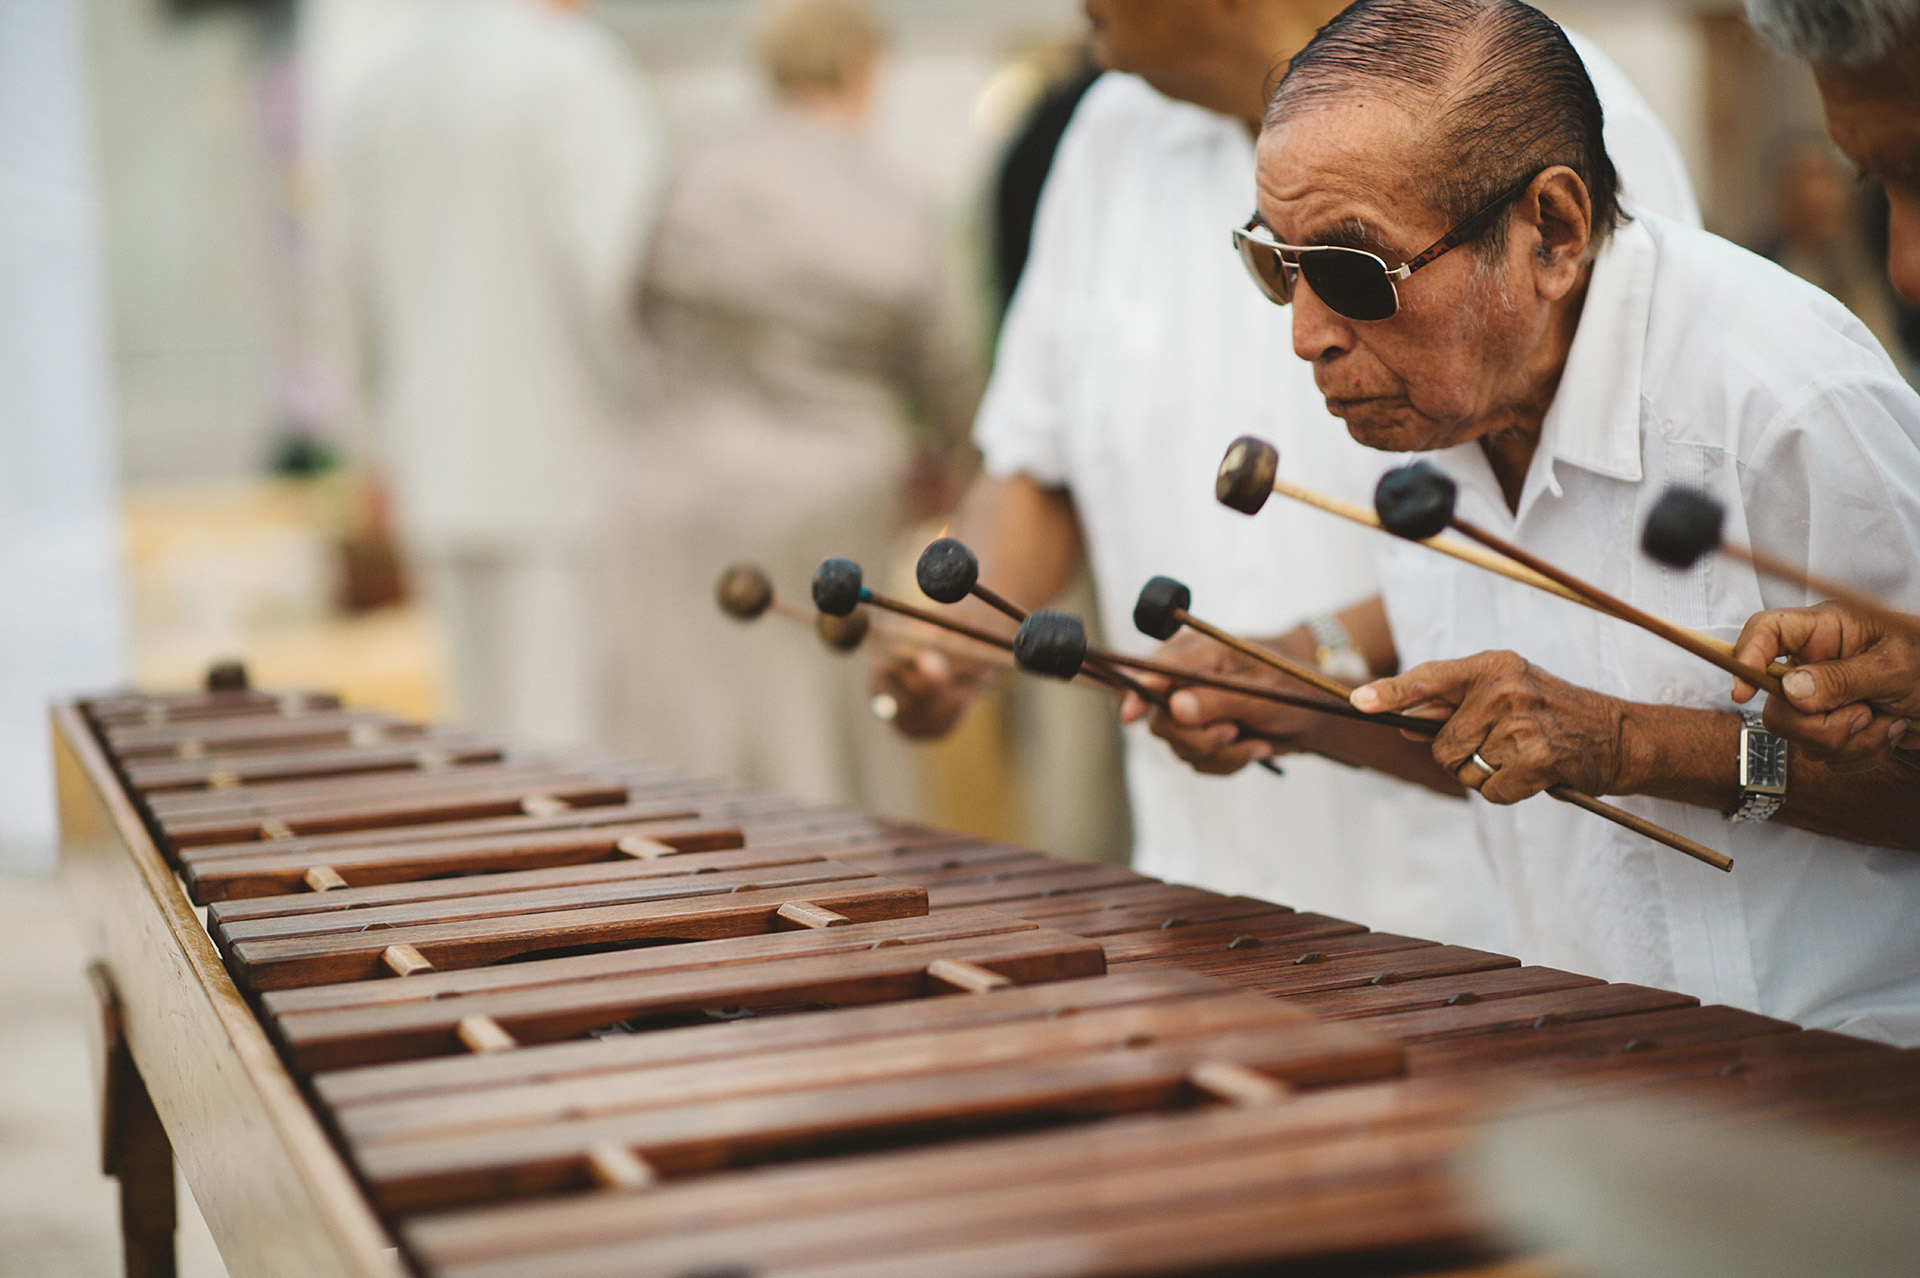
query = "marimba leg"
xmin=91 ymin=963 xmax=177 ymax=1278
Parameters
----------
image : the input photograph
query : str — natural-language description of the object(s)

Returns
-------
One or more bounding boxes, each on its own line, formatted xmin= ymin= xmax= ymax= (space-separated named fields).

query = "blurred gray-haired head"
xmin=756 ymin=0 xmax=887 ymax=96
xmin=1745 ymin=0 xmax=1920 ymax=66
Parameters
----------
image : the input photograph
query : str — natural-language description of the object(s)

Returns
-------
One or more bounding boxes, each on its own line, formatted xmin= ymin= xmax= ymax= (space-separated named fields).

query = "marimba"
xmin=56 ymin=682 xmax=1920 ymax=1277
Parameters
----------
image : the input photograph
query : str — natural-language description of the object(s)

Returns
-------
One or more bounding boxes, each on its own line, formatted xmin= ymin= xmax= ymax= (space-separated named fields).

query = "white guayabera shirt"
xmin=1377 ymin=211 xmax=1920 ymax=1044
xmin=973 ymin=38 xmax=1699 ymax=951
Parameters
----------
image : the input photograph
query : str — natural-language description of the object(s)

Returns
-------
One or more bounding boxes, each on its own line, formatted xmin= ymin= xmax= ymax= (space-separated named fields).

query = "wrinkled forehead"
xmin=1253 ymin=99 xmax=1445 ymax=252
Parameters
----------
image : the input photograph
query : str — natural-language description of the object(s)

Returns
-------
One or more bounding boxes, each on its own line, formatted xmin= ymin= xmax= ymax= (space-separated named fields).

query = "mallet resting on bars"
xmin=1019 ymin=609 xmax=1731 ymax=873
xmin=1370 ymin=461 xmax=1784 ymax=697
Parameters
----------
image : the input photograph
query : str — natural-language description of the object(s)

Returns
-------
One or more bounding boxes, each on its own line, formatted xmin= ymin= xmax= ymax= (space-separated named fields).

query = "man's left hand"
xmin=1351 ymin=651 xmax=1631 ymax=803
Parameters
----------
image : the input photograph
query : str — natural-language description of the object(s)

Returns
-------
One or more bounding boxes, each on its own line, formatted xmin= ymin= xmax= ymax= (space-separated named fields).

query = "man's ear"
xmin=1520 ymin=166 xmax=1592 ymax=300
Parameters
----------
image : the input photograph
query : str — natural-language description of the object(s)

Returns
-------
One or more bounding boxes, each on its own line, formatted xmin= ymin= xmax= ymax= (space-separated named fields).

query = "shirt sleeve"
xmin=970 ymin=80 xmax=1114 ymax=487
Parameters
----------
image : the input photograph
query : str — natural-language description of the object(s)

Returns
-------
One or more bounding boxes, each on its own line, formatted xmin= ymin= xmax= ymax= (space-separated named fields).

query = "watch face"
xmin=1742 ymin=730 xmax=1790 ymax=794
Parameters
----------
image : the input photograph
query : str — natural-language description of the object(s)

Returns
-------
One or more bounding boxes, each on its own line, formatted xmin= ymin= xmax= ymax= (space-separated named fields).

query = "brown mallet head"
xmin=1642 ymin=486 xmax=1726 ymax=570
xmin=1374 ymin=461 xmax=1457 ymax=542
xmin=1216 ymin=436 xmax=1280 ymax=516
xmin=816 ymin=608 xmax=871 ymax=652
xmin=1013 ymin=610 xmax=1089 ymax=681
xmin=915 ymin=538 xmax=980 ymax=605
xmin=715 ymin=564 xmax=775 ymax=622
xmin=1133 ymin=576 xmax=1192 ymax=642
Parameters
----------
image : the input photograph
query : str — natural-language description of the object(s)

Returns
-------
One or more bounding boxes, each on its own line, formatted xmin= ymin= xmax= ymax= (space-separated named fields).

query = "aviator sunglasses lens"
xmin=1238 ymin=237 xmax=1294 ymax=305
xmin=1298 ymin=249 xmax=1399 ymax=321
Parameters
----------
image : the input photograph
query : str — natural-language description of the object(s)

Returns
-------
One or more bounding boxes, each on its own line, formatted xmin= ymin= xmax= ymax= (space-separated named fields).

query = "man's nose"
xmin=1886 ymin=190 xmax=1920 ymax=305
xmin=1291 ymin=276 xmax=1358 ymax=363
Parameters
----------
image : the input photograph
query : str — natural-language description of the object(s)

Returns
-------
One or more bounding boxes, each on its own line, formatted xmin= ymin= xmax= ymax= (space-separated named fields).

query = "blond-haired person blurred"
xmin=605 ymin=0 xmax=981 ymax=811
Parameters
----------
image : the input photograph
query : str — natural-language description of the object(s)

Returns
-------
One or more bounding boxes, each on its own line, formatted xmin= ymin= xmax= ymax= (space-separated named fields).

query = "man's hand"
xmin=1118 ymin=630 xmax=1324 ymax=775
xmin=869 ymin=645 xmax=997 ymax=740
xmin=1732 ymin=602 xmax=1920 ymax=767
xmin=1351 ymin=651 xmax=1632 ymax=803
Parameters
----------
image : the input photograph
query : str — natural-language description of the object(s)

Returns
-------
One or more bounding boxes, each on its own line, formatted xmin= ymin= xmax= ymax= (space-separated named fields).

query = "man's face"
xmin=1253 ymin=100 xmax=1557 ymax=454
xmin=1817 ymin=52 xmax=1920 ymax=303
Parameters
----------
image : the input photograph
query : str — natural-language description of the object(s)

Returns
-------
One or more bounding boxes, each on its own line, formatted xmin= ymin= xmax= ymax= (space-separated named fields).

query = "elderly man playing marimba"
xmin=1140 ymin=0 xmax=1920 ymax=1043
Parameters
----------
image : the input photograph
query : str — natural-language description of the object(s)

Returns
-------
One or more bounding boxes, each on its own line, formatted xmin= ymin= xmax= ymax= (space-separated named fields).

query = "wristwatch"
xmin=1726 ymin=711 xmax=1788 ymax=824
xmin=1306 ymin=614 xmax=1372 ymax=686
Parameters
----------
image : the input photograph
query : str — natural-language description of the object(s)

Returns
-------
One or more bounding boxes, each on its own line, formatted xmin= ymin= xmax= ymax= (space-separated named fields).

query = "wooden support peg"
xmin=347 ymin=722 xmax=385 ymax=747
xmin=776 ymin=901 xmax=850 ymax=930
xmin=456 ymin=1015 xmax=518 ymax=1055
xmin=414 ymin=748 xmax=453 ymax=772
xmin=520 ymin=794 xmax=568 ymax=818
xmin=1188 ymin=1060 xmax=1292 ymax=1107
xmin=381 ymin=944 xmax=434 ymax=978
xmin=614 ymin=836 xmax=673 ymax=860
xmin=926 ymin=959 xmax=1013 ymax=994
xmin=586 ymin=1144 xmax=658 ymax=1193
xmin=174 ymin=739 xmax=205 ymax=760
xmin=205 ymin=770 xmax=241 ymax=791
xmin=259 ymin=819 xmax=295 ymax=842
xmin=303 ymin=866 xmax=348 ymax=893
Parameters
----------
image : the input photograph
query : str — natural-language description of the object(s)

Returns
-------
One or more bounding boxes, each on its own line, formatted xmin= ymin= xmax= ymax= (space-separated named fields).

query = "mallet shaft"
xmin=1450 ymin=518 xmax=1784 ymax=697
xmin=970 ymin=581 xmax=1171 ymax=707
xmin=1268 ymin=475 xmax=1783 ymax=675
xmin=1172 ymin=609 xmax=1354 ymax=701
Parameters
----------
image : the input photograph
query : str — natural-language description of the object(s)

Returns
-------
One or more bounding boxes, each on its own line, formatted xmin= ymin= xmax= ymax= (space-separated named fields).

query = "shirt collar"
xmin=1403 ymin=212 xmax=1657 ymax=529
xmin=1529 ymin=212 xmax=1657 ymax=500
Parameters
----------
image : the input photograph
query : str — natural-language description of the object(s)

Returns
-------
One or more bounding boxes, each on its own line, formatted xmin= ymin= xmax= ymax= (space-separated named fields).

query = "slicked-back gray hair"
xmin=1267 ymin=0 xmax=1622 ymax=256
xmin=1745 ymin=0 xmax=1920 ymax=66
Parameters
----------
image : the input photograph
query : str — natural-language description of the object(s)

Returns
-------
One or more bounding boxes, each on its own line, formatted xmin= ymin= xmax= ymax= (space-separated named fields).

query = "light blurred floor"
xmin=0 ymin=871 xmax=227 ymax=1278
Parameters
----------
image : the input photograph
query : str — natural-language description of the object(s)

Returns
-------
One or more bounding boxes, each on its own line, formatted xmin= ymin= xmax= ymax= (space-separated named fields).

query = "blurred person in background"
xmin=604 ymin=0 xmax=981 ymax=812
xmin=1757 ymin=136 xmax=1900 ymax=356
xmin=323 ymin=0 xmax=667 ymax=744
xmin=871 ymin=0 xmax=1700 ymax=951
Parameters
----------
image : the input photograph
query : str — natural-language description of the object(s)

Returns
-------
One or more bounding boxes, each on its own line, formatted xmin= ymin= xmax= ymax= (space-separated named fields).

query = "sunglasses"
xmin=1231 ymin=170 xmax=1545 ymax=322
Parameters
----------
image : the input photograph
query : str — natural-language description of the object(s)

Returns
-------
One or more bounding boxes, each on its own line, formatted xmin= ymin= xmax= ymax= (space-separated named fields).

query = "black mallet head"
xmin=1133 ymin=576 xmax=1192 ymax=642
xmin=1642 ymin=486 xmax=1726 ymax=570
xmin=1013 ymin=610 xmax=1089 ymax=681
xmin=715 ymin=564 xmax=775 ymax=621
xmin=915 ymin=538 xmax=979 ymax=605
xmin=1374 ymin=461 xmax=1457 ymax=542
xmin=205 ymin=659 xmax=250 ymax=693
xmin=811 ymin=558 xmax=866 ymax=617
xmin=1216 ymin=436 xmax=1280 ymax=516
xmin=816 ymin=609 xmax=871 ymax=652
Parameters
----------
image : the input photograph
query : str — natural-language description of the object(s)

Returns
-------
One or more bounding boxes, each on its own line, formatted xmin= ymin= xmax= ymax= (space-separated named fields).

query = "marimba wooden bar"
xmin=55 ymin=684 xmax=1920 ymax=1278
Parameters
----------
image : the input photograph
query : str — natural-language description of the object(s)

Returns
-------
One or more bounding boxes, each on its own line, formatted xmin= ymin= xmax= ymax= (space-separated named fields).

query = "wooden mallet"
xmin=1371 ymin=461 xmax=1785 ymax=697
xmin=1642 ymin=487 xmax=1919 ymax=636
xmin=717 ymin=563 xmax=871 ymax=652
xmin=1134 ymin=575 xmax=1359 ymax=700
xmin=918 ymin=537 xmax=1174 ymax=708
xmin=1025 ymin=607 xmax=1731 ymax=872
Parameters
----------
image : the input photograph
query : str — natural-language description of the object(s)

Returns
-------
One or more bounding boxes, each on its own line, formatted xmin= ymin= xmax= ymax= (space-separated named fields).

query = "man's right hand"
xmin=870 ymin=646 xmax=998 ymax=740
xmin=1733 ymin=601 xmax=1920 ymax=767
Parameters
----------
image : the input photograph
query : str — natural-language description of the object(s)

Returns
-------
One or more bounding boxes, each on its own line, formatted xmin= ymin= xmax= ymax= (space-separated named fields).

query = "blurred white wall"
xmin=1 ymin=0 xmax=130 ymax=870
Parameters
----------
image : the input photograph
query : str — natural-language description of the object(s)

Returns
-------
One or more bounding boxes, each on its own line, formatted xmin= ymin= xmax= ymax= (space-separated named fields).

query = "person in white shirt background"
xmin=1143 ymin=0 xmax=1920 ymax=1042
xmin=1729 ymin=0 xmax=1920 ymax=770
xmin=873 ymin=0 xmax=1698 ymax=954
xmin=323 ymin=0 xmax=667 ymax=747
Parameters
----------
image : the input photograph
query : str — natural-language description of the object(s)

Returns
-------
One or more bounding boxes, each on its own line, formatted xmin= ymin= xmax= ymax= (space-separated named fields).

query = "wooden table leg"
xmin=89 ymin=963 xmax=179 ymax=1278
